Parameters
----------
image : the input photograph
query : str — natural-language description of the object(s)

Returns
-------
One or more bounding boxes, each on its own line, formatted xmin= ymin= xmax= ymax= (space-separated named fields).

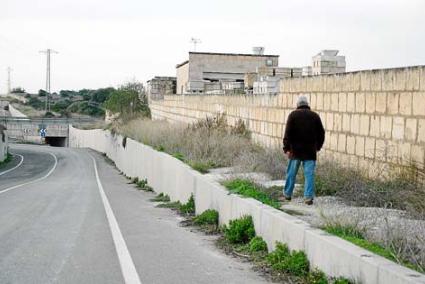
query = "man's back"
xmin=283 ymin=105 xmax=325 ymax=161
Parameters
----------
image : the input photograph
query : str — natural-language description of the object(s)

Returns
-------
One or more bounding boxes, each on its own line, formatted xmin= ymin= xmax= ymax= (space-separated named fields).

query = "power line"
xmin=39 ymin=48 xmax=58 ymax=112
xmin=6 ymin=67 xmax=12 ymax=94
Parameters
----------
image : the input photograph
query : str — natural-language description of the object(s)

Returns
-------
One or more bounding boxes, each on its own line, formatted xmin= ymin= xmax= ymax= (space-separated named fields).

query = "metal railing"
xmin=0 ymin=116 xmax=97 ymax=125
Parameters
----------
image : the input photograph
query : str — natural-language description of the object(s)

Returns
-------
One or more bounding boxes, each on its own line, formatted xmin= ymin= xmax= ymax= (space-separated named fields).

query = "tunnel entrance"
xmin=45 ymin=137 xmax=67 ymax=147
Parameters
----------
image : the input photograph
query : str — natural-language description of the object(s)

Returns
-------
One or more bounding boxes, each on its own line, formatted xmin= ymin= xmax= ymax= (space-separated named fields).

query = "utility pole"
xmin=39 ymin=48 xmax=58 ymax=112
xmin=6 ymin=67 xmax=12 ymax=94
xmin=190 ymin=38 xmax=201 ymax=52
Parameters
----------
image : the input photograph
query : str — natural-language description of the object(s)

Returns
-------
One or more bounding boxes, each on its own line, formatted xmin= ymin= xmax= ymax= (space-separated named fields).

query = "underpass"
xmin=0 ymin=116 xmax=97 ymax=146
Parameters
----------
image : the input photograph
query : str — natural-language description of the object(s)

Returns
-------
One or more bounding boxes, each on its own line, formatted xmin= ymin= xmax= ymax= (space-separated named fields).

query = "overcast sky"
xmin=0 ymin=0 xmax=424 ymax=93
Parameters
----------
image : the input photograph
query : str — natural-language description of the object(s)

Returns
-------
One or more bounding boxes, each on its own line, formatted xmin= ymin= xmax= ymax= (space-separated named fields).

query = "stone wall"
xmin=150 ymin=66 xmax=425 ymax=175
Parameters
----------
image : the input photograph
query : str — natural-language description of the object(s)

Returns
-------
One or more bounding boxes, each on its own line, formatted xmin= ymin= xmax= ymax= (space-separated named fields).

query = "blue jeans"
xmin=284 ymin=159 xmax=316 ymax=199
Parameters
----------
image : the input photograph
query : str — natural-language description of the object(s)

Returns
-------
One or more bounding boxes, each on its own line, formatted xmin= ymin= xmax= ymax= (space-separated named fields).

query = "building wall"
xmin=151 ymin=66 xmax=425 ymax=176
xmin=188 ymin=52 xmax=279 ymax=82
xmin=176 ymin=62 xmax=189 ymax=95
xmin=177 ymin=52 xmax=279 ymax=94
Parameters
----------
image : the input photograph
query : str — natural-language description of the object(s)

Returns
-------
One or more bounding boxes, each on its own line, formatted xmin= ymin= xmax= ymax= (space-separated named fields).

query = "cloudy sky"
xmin=0 ymin=0 xmax=424 ymax=93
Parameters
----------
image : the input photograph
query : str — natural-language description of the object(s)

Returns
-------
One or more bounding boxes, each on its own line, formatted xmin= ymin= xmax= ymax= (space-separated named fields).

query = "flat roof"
xmin=189 ymin=51 xmax=279 ymax=57
xmin=176 ymin=52 xmax=279 ymax=69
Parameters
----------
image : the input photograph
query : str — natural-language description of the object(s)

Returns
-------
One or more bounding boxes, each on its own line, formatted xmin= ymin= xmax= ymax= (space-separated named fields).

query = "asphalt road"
xmin=0 ymin=144 xmax=267 ymax=284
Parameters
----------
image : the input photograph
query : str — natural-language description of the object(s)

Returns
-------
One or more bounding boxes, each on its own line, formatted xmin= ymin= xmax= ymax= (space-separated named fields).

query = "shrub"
xmin=179 ymin=194 xmax=195 ymax=215
xmin=136 ymin=179 xmax=153 ymax=191
xmin=267 ymin=242 xmax=309 ymax=277
xmin=248 ymin=236 xmax=268 ymax=252
xmin=194 ymin=209 xmax=219 ymax=226
xmin=224 ymin=215 xmax=256 ymax=244
xmin=223 ymin=179 xmax=280 ymax=209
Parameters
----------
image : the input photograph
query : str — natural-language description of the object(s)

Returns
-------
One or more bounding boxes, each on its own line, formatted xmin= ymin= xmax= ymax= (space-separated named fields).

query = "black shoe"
xmin=304 ymin=198 xmax=313 ymax=205
xmin=283 ymin=194 xmax=292 ymax=201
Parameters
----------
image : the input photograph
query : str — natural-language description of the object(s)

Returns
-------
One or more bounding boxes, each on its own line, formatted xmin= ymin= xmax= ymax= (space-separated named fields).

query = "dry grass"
xmin=115 ymin=115 xmax=274 ymax=173
xmin=315 ymin=158 xmax=425 ymax=218
xmin=319 ymin=207 xmax=425 ymax=272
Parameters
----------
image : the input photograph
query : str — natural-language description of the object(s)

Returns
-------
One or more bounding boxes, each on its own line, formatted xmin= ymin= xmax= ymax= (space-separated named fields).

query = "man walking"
xmin=282 ymin=95 xmax=325 ymax=205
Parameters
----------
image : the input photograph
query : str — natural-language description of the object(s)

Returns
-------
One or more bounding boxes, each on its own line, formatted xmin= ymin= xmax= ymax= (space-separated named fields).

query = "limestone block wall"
xmin=151 ymin=66 xmax=425 ymax=175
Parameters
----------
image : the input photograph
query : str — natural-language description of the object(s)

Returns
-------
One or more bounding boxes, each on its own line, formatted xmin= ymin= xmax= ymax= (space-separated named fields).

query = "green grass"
xmin=266 ymin=242 xmax=309 ymax=277
xmin=223 ymin=179 xmax=281 ymax=209
xmin=135 ymin=179 xmax=153 ymax=192
xmin=248 ymin=236 xmax=268 ymax=253
xmin=324 ymin=224 xmax=421 ymax=272
xmin=156 ymin=201 xmax=181 ymax=209
xmin=179 ymin=194 xmax=195 ymax=215
xmin=194 ymin=209 xmax=219 ymax=226
xmin=224 ymin=215 xmax=256 ymax=244
xmin=150 ymin=193 xmax=170 ymax=202
xmin=172 ymin=152 xmax=185 ymax=162
xmin=188 ymin=161 xmax=211 ymax=174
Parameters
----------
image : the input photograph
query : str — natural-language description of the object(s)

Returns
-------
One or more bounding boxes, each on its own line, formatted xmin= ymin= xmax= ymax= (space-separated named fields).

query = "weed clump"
xmin=150 ymin=193 xmax=170 ymax=202
xmin=223 ymin=179 xmax=280 ymax=209
xmin=266 ymin=242 xmax=309 ymax=277
xmin=136 ymin=179 xmax=153 ymax=192
xmin=179 ymin=194 xmax=195 ymax=215
xmin=224 ymin=215 xmax=256 ymax=244
xmin=194 ymin=209 xmax=219 ymax=226
xmin=248 ymin=236 xmax=268 ymax=253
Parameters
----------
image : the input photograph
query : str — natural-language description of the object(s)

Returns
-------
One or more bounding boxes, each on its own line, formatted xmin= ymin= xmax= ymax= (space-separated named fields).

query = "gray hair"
xmin=296 ymin=95 xmax=309 ymax=107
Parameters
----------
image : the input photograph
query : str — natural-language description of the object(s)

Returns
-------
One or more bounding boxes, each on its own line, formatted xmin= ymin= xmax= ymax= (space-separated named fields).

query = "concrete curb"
xmin=69 ymin=126 xmax=425 ymax=284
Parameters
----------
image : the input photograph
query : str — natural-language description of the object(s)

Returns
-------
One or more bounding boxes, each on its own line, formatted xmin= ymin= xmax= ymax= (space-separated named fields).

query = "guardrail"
xmin=0 ymin=116 xmax=97 ymax=124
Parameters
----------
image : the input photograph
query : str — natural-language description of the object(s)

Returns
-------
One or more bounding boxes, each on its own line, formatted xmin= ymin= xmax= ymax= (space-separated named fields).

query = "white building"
xmin=311 ymin=50 xmax=346 ymax=75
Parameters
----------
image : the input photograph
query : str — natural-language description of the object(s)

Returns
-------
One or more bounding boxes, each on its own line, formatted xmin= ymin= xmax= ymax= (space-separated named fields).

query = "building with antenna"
xmin=176 ymin=50 xmax=279 ymax=94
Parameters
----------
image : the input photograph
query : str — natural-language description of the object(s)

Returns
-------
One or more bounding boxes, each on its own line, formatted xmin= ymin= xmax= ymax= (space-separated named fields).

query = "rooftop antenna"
xmin=39 ymin=48 xmax=58 ymax=112
xmin=190 ymin=38 xmax=201 ymax=52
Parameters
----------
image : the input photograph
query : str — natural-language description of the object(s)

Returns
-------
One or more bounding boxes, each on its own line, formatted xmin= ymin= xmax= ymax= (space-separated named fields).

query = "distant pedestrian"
xmin=282 ymin=95 xmax=325 ymax=205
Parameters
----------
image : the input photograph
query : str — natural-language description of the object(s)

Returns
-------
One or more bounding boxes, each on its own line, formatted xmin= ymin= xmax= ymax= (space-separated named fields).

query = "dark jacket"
xmin=283 ymin=105 xmax=325 ymax=161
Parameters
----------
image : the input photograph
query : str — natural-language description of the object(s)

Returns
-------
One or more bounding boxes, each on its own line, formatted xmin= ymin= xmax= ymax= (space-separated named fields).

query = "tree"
xmin=38 ymin=89 xmax=48 ymax=97
xmin=104 ymin=83 xmax=150 ymax=120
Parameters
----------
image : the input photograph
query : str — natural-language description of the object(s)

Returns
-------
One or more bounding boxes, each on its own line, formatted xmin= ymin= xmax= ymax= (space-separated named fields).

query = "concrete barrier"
xmin=69 ymin=126 xmax=425 ymax=284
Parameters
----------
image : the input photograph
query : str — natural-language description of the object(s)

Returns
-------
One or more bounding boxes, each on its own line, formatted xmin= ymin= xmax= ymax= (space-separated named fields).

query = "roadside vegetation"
xmin=152 ymin=195 xmax=353 ymax=284
xmin=6 ymin=81 xmax=149 ymax=120
xmin=106 ymin=112 xmax=425 ymax=273
xmin=114 ymin=114 xmax=286 ymax=176
xmin=223 ymin=179 xmax=281 ymax=209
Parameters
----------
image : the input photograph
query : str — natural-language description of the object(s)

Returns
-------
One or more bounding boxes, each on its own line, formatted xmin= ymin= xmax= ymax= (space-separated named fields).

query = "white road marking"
xmin=0 ymin=153 xmax=24 ymax=176
xmin=0 ymin=152 xmax=57 ymax=195
xmin=90 ymin=155 xmax=142 ymax=284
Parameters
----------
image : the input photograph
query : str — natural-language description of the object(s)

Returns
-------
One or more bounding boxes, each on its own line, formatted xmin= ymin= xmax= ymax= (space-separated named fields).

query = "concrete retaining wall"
xmin=0 ymin=128 xmax=7 ymax=162
xmin=69 ymin=126 xmax=425 ymax=284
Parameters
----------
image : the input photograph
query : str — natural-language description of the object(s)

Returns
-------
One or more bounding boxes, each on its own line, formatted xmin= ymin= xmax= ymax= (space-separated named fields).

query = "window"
xmin=266 ymin=59 xmax=273 ymax=66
